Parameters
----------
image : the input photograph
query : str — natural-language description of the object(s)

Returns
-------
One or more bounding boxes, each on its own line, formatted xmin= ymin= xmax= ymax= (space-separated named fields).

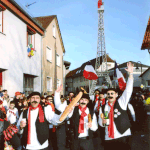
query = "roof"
xmin=34 ymin=15 xmax=65 ymax=53
xmin=66 ymin=68 xmax=80 ymax=78
xmin=139 ymin=67 xmax=150 ymax=77
xmin=66 ymin=54 xmax=114 ymax=78
xmin=109 ymin=61 xmax=150 ymax=71
xmin=34 ymin=15 xmax=56 ymax=29
xmin=1 ymin=0 xmax=45 ymax=35
xmin=141 ymin=17 xmax=150 ymax=50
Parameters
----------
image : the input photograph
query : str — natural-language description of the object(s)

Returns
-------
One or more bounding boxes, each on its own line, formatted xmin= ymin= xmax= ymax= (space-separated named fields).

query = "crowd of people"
xmin=0 ymin=62 xmax=150 ymax=150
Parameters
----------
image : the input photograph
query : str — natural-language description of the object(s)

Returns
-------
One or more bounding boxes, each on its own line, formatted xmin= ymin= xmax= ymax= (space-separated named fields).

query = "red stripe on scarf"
xmin=95 ymin=95 xmax=99 ymax=103
xmin=27 ymin=104 xmax=44 ymax=144
xmin=78 ymin=105 xmax=87 ymax=133
xmin=108 ymin=100 xmax=116 ymax=139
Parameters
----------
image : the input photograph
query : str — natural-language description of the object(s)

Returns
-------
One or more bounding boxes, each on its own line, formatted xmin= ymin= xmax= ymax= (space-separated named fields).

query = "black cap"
xmin=106 ymin=88 xmax=118 ymax=93
xmin=28 ymin=92 xmax=41 ymax=99
xmin=81 ymin=93 xmax=90 ymax=100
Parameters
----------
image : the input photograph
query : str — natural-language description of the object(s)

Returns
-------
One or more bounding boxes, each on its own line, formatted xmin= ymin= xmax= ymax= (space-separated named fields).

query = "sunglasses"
xmin=107 ymin=93 xmax=115 ymax=96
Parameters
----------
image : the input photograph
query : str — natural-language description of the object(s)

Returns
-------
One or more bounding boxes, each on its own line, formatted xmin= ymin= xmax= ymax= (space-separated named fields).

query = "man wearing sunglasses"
xmin=99 ymin=62 xmax=134 ymax=150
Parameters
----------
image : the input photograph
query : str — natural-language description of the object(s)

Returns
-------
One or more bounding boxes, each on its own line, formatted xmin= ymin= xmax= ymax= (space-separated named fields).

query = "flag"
xmin=114 ymin=61 xmax=126 ymax=91
xmin=83 ymin=62 xmax=98 ymax=80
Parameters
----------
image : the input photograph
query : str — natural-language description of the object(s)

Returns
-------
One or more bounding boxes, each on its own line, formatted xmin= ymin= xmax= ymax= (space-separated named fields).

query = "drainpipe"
xmin=41 ymin=32 xmax=46 ymax=95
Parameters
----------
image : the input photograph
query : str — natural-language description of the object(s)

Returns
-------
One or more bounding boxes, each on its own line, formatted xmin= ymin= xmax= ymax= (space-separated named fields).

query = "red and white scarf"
xmin=78 ymin=105 xmax=87 ymax=133
xmin=27 ymin=104 xmax=44 ymax=144
xmin=108 ymin=100 xmax=116 ymax=139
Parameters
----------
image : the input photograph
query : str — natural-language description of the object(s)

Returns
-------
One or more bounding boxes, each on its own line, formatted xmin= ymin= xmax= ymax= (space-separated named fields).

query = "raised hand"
xmin=56 ymin=84 xmax=63 ymax=93
xmin=125 ymin=62 xmax=134 ymax=74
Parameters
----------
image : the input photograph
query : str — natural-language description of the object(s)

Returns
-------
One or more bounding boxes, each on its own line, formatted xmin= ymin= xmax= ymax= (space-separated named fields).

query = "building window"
xmin=0 ymin=11 xmax=2 ymax=33
xmin=24 ymin=74 xmax=34 ymax=96
xmin=27 ymin=25 xmax=36 ymax=46
xmin=46 ymin=47 xmax=52 ymax=62
xmin=57 ymin=79 xmax=61 ymax=88
xmin=147 ymin=80 xmax=150 ymax=86
xmin=53 ymin=25 xmax=56 ymax=38
xmin=47 ymin=77 xmax=52 ymax=91
xmin=56 ymin=54 xmax=60 ymax=66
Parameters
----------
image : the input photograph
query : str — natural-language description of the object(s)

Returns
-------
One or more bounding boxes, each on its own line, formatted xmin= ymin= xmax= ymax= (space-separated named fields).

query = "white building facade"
xmin=0 ymin=1 xmax=45 ymax=96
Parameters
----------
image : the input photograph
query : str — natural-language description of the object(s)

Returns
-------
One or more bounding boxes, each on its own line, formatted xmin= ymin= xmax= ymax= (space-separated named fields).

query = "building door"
xmin=23 ymin=74 xmax=34 ymax=96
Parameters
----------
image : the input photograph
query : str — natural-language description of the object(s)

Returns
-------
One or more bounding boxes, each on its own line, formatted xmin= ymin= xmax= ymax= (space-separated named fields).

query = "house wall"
xmin=0 ymin=9 xmax=42 ymax=96
xmin=42 ymin=18 xmax=64 ymax=95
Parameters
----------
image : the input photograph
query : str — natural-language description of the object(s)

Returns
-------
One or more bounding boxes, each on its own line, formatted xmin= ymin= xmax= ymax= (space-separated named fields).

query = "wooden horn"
xmin=59 ymin=87 xmax=87 ymax=122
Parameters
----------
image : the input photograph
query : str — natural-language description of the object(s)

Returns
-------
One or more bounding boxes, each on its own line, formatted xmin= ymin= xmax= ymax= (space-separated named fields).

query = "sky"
xmin=16 ymin=0 xmax=150 ymax=70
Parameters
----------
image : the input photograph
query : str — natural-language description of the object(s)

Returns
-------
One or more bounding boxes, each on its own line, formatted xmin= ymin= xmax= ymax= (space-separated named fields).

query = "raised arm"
xmin=54 ymin=84 xmax=67 ymax=112
xmin=119 ymin=62 xmax=134 ymax=110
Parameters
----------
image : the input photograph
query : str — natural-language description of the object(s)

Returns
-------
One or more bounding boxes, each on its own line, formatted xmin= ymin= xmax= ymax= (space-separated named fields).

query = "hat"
xmin=106 ymin=88 xmax=118 ymax=93
xmin=15 ymin=91 xmax=21 ymax=96
xmin=28 ymin=92 xmax=41 ymax=99
xmin=81 ymin=94 xmax=90 ymax=100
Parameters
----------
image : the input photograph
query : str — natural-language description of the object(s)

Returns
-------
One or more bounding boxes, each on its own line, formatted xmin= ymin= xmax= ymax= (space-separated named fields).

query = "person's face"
xmin=69 ymin=93 xmax=74 ymax=97
xmin=107 ymin=90 xmax=117 ymax=103
xmin=30 ymin=95 xmax=40 ymax=107
xmin=10 ymin=104 xmax=15 ymax=109
xmin=46 ymin=97 xmax=53 ymax=103
xmin=95 ymin=91 xmax=99 ymax=95
xmin=79 ymin=98 xmax=89 ymax=108
xmin=22 ymin=94 xmax=25 ymax=98
xmin=23 ymin=100 xmax=28 ymax=106
xmin=16 ymin=95 xmax=20 ymax=99
xmin=99 ymin=94 xmax=104 ymax=100
xmin=41 ymin=98 xmax=45 ymax=103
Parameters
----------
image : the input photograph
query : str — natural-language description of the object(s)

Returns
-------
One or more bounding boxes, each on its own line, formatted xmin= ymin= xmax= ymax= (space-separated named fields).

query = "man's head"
xmin=15 ymin=91 xmax=21 ymax=99
xmin=29 ymin=92 xmax=41 ymax=108
xmin=46 ymin=95 xmax=53 ymax=104
xmin=69 ymin=92 xmax=74 ymax=98
xmin=79 ymin=94 xmax=89 ymax=108
xmin=99 ymin=92 xmax=104 ymax=100
xmin=106 ymin=88 xmax=118 ymax=103
xmin=95 ymin=89 xmax=100 ymax=95
xmin=41 ymin=96 xmax=46 ymax=103
xmin=9 ymin=101 xmax=15 ymax=110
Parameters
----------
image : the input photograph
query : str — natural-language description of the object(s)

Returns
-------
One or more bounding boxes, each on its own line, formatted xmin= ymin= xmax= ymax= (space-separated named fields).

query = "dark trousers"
xmin=72 ymin=138 xmax=94 ymax=150
xmin=56 ymin=124 xmax=66 ymax=150
xmin=104 ymin=136 xmax=131 ymax=150
xmin=49 ymin=128 xmax=57 ymax=150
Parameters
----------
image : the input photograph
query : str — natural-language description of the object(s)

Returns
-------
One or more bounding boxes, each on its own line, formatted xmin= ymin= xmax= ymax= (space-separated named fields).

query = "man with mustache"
xmin=99 ymin=62 xmax=134 ymax=150
xmin=17 ymin=92 xmax=62 ymax=150
xmin=54 ymin=89 xmax=98 ymax=150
